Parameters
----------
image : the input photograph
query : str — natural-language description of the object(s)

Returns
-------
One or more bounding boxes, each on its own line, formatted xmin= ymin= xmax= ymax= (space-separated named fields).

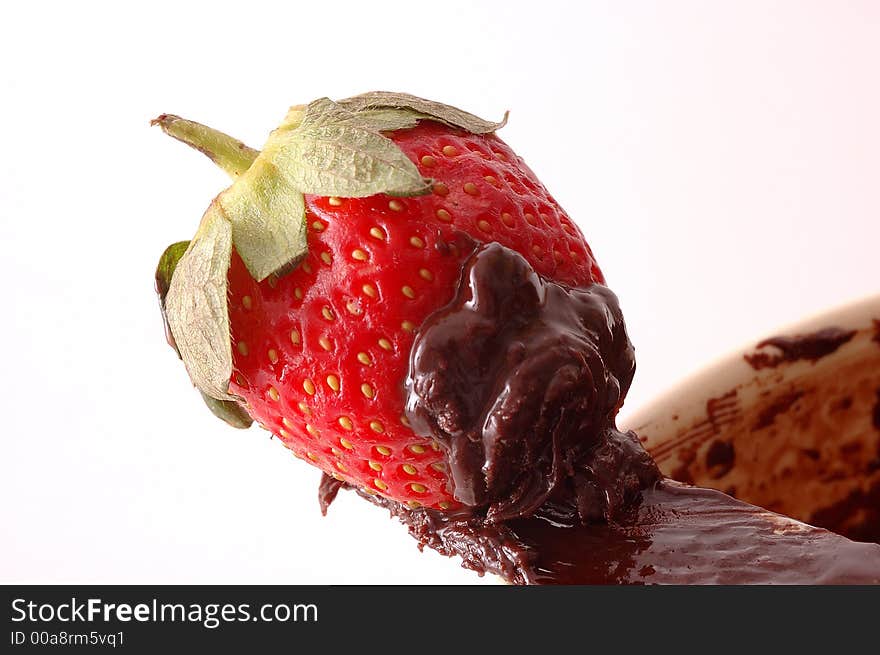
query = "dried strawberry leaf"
xmin=156 ymin=240 xmax=252 ymax=428
xmin=164 ymin=202 xmax=236 ymax=401
xmin=338 ymin=91 xmax=508 ymax=134
xmin=155 ymin=240 xmax=191 ymax=356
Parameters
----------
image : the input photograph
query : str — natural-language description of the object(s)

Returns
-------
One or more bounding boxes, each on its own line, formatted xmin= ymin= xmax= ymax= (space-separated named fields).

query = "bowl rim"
xmin=619 ymin=292 xmax=880 ymax=433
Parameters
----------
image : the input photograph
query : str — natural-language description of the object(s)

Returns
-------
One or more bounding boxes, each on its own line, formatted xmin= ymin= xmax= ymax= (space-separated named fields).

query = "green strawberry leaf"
xmin=156 ymin=239 xmax=253 ymax=429
xmin=156 ymin=240 xmax=192 ymax=298
xmin=261 ymin=98 xmax=432 ymax=198
xmin=155 ymin=240 xmax=191 ymax=356
xmin=199 ymin=391 xmax=253 ymax=429
xmin=218 ymin=158 xmax=309 ymax=281
xmin=164 ymin=203 xmax=237 ymax=401
xmin=338 ymin=91 xmax=508 ymax=134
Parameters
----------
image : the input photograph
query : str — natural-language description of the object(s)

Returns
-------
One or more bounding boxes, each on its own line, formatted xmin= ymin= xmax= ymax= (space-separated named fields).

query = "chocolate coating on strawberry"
xmin=406 ymin=242 xmax=658 ymax=521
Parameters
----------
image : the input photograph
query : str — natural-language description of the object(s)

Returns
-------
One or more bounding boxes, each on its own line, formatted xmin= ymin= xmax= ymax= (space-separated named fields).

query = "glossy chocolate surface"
xmin=322 ymin=244 xmax=880 ymax=583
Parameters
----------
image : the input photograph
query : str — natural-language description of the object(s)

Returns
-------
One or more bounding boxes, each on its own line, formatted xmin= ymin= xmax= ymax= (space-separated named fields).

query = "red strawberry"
xmin=155 ymin=94 xmax=603 ymax=511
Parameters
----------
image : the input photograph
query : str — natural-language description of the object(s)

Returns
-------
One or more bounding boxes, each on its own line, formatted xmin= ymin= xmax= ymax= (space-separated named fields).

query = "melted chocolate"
xmin=405 ymin=242 xmax=656 ymax=522
xmin=318 ymin=473 xmax=345 ymax=516
xmin=361 ymin=481 xmax=880 ymax=584
xmin=752 ymin=390 xmax=804 ymax=430
xmin=874 ymin=389 xmax=880 ymax=431
xmin=809 ymin=479 xmax=880 ymax=545
xmin=319 ymin=244 xmax=880 ymax=583
xmin=509 ymin=482 xmax=880 ymax=583
xmin=705 ymin=440 xmax=735 ymax=478
xmin=744 ymin=328 xmax=856 ymax=370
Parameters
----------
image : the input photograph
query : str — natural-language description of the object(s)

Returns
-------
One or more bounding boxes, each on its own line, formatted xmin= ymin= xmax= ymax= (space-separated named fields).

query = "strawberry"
xmin=155 ymin=93 xmax=603 ymax=511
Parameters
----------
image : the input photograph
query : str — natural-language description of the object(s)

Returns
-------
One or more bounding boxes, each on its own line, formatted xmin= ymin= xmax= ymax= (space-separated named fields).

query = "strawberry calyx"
xmin=155 ymin=241 xmax=254 ymax=428
xmin=337 ymin=91 xmax=508 ymax=134
xmin=154 ymin=92 xmax=507 ymax=410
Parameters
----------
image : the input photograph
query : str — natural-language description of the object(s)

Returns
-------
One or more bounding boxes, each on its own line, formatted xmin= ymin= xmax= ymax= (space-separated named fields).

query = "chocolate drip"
xmin=318 ymin=473 xmax=345 ymax=516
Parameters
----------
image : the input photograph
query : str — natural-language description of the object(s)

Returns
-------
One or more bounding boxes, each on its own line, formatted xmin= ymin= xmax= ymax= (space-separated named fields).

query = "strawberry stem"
xmin=151 ymin=114 xmax=259 ymax=179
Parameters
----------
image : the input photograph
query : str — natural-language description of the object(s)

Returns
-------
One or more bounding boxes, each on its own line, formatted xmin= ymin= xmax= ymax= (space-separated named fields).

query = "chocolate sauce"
xmin=809 ymin=479 xmax=880 ymax=545
xmin=874 ymin=389 xmax=880 ymax=431
xmin=752 ymin=390 xmax=805 ymax=430
xmin=744 ymin=328 xmax=856 ymax=370
xmin=320 ymin=244 xmax=880 ymax=583
xmin=360 ymin=481 xmax=880 ymax=584
xmin=405 ymin=242 xmax=655 ymax=522
xmin=318 ymin=473 xmax=345 ymax=516
xmin=509 ymin=481 xmax=880 ymax=583
xmin=705 ymin=440 xmax=735 ymax=478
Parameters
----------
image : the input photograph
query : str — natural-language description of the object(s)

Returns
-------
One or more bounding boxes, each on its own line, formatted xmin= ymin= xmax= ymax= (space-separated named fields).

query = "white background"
xmin=2 ymin=1 xmax=878 ymax=584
